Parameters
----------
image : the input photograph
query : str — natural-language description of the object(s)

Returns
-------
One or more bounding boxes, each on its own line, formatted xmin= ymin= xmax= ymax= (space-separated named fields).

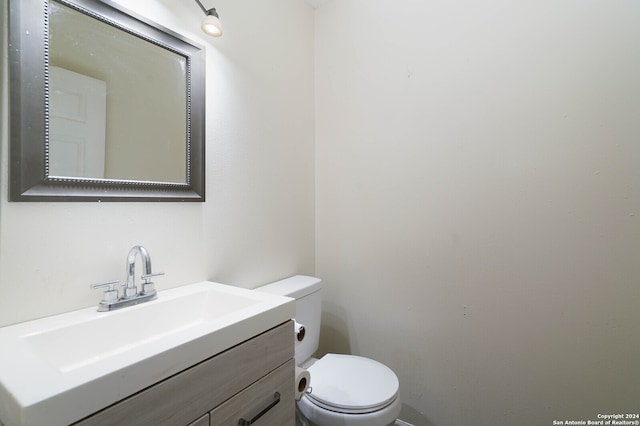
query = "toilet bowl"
xmin=257 ymin=276 xmax=401 ymax=426
xmin=298 ymin=354 xmax=401 ymax=426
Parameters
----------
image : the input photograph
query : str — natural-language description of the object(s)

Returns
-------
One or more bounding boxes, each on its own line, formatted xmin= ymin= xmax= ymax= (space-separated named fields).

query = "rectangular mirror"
xmin=9 ymin=0 xmax=206 ymax=201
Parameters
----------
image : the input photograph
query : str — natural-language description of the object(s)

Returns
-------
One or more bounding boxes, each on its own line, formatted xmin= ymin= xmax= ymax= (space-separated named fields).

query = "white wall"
xmin=315 ymin=1 xmax=640 ymax=425
xmin=0 ymin=0 xmax=315 ymax=327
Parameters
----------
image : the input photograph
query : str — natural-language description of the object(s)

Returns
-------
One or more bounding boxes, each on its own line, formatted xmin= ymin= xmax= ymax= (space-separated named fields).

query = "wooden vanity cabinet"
xmin=187 ymin=414 xmax=209 ymax=426
xmin=75 ymin=321 xmax=295 ymax=426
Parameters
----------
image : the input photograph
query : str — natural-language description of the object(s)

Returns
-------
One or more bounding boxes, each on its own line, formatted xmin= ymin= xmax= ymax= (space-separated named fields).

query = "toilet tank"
xmin=257 ymin=275 xmax=322 ymax=365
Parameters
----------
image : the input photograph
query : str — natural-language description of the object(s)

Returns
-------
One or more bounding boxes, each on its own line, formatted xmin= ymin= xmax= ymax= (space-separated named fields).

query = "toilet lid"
xmin=306 ymin=354 xmax=399 ymax=414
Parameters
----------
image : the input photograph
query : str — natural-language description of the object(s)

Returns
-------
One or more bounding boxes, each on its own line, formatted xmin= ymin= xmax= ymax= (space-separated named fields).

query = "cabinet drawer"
xmin=210 ymin=359 xmax=295 ymax=426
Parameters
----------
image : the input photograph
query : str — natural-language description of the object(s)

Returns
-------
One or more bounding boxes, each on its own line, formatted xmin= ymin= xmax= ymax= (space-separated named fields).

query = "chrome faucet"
xmin=91 ymin=245 xmax=164 ymax=311
xmin=125 ymin=245 xmax=152 ymax=298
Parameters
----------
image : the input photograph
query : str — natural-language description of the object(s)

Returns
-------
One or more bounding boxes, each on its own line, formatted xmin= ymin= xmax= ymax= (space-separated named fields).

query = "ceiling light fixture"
xmin=195 ymin=0 xmax=223 ymax=37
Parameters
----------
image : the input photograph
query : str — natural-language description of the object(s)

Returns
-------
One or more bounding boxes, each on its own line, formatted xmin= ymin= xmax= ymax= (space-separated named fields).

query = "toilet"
xmin=257 ymin=275 xmax=401 ymax=426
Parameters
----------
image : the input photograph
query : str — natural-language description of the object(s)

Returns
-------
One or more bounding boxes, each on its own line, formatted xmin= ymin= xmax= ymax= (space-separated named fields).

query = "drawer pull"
xmin=238 ymin=392 xmax=281 ymax=425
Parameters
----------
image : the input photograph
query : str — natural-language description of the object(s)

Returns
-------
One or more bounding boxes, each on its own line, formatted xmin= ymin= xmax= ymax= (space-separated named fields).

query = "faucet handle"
xmin=140 ymin=272 xmax=164 ymax=295
xmin=90 ymin=280 xmax=120 ymax=302
xmin=141 ymin=271 xmax=165 ymax=282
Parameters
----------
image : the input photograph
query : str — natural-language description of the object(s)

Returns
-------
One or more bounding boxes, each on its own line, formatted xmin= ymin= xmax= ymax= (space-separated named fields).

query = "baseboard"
xmin=395 ymin=420 xmax=415 ymax=426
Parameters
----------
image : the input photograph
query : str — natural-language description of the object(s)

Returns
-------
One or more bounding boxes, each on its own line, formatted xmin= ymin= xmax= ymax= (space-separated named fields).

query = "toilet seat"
xmin=305 ymin=354 xmax=399 ymax=414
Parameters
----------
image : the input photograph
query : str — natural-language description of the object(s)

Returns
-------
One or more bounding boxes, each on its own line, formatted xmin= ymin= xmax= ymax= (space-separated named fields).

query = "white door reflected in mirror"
xmin=49 ymin=66 xmax=107 ymax=179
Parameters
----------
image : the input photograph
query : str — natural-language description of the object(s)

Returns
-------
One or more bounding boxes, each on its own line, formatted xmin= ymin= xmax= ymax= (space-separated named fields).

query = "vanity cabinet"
xmin=74 ymin=321 xmax=294 ymax=426
xmin=187 ymin=414 xmax=209 ymax=426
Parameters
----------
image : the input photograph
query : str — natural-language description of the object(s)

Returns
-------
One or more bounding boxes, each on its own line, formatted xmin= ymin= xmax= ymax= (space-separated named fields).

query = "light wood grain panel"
xmin=210 ymin=359 xmax=295 ymax=426
xmin=187 ymin=413 xmax=208 ymax=426
xmin=75 ymin=321 xmax=293 ymax=426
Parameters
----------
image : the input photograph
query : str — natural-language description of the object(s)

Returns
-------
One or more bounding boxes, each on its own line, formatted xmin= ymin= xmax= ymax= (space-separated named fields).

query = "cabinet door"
xmin=210 ymin=360 xmax=295 ymax=426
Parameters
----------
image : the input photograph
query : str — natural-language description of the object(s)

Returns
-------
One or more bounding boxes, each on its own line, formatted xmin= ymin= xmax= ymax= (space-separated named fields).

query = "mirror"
xmin=9 ymin=0 xmax=206 ymax=201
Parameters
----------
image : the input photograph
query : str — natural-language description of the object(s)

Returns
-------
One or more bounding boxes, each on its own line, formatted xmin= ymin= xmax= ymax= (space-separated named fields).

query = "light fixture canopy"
xmin=195 ymin=0 xmax=223 ymax=37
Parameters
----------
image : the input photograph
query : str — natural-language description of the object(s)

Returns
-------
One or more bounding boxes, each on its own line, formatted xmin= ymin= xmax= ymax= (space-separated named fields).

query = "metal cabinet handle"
xmin=238 ymin=392 xmax=280 ymax=425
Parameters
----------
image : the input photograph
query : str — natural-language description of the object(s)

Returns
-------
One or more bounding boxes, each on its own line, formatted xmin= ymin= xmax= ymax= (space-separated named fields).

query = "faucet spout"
xmin=124 ymin=245 xmax=152 ymax=298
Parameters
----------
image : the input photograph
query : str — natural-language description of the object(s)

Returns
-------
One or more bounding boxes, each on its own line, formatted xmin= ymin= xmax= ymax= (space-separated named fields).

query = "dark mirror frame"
xmin=8 ymin=0 xmax=206 ymax=202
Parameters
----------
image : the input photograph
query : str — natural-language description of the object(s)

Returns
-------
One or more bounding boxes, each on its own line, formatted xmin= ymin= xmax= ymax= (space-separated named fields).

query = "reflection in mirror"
xmin=49 ymin=1 xmax=187 ymax=183
xmin=49 ymin=66 xmax=108 ymax=179
xmin=9 ymin=0 xmax=205 ymax=201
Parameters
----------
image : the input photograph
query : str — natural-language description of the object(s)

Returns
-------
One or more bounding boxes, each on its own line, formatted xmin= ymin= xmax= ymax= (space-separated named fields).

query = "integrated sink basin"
xmin=0 ymin=282 xmax=295 ymax=426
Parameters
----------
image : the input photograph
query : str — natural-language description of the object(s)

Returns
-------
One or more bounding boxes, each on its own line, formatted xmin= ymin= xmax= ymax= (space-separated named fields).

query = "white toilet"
xmin=257 ymin=275 xmax=401 ymax=426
